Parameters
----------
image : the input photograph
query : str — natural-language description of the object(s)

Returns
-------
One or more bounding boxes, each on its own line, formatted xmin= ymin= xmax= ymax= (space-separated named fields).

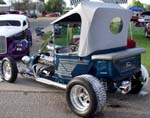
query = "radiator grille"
xmin=0 ymin=36 xmax=6 ymax=54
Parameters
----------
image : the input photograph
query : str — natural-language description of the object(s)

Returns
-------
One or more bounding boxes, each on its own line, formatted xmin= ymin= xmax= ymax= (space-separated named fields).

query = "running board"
xmin=35 ymin=78 xmax=67 ymax=90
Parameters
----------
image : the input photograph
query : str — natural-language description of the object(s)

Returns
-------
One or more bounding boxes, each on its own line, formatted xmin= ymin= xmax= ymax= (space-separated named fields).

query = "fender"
xmin=141 ymin=64 xmax=149 ymax=87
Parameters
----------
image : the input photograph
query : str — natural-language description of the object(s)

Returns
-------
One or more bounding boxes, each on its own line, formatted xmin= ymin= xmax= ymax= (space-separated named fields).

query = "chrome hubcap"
xmin=70 ymin=85 xmax=90 ymax=112
xmin=3 ymin=61 xmax=11 ymax=80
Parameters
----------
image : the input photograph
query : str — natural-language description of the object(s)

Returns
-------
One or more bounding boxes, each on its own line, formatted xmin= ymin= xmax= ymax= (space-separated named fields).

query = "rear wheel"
xmin=66 ymin=74 xmax=106 ymax=117
xmin=1 ymin=57 xmax=18 ymax=83
xmin=130 ymin=75 xmax=143 ymax=94
xmin=130 ymin=65 xmax=149 ymax=94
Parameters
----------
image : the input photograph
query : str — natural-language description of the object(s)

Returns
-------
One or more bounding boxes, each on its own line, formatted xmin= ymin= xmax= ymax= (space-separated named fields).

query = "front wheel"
xmin=66 ymin=74 xmax=106 ymax=117
xmin=1 ymin=57 xmax=18 ymax=83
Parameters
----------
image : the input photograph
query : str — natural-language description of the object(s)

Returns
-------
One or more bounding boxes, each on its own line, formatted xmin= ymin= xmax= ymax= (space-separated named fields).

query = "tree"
xmin=45 ymin=0 xmax=66 ymax=13
xmin=12 ymin=0 xmax=30 ymax=11
xmin=144 ymin=4 xmax=150 ymax=11
xmin=37 ymin=2 xmax=45 ymax=13
xmin=129 ymin=0 xmax=144 ymax=8
xmin=22 ymin=0 xmax=30 ymax=11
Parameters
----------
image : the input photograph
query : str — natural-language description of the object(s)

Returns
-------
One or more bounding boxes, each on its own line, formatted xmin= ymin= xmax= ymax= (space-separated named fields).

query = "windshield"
xmin=54 ymin=24 xmax=81 ymax=46
xmin=0 ymin=20 xmax=21 ymax=26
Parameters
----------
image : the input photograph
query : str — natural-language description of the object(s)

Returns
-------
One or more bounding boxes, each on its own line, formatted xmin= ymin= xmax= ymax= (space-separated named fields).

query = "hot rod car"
xmin=1 ymin=1 xmax=149 ymax=117
xmin=0 ymin=14 xmax=32 ymax=59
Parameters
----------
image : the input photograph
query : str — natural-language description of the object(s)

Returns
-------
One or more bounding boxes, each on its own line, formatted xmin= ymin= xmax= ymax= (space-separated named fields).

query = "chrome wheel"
xmin=70 ymin=85 xmax=90 ymax=112
xmin=3 ymin=61 xmax=12 ymax=81
xmin=1 ymin=57 xmax=18 ymax=83
xmin=66 ymin=75 xmax=106 ymax=117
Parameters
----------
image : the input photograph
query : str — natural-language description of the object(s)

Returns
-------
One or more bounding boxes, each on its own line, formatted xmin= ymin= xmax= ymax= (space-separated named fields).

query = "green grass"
xmin=56 ymin=27 xmax=67 ymax=45
xmin=41 ymin=30 xmax=68 ymax=46
xmin=50 ymin=27 xmax=80 ymax=46
xmin=110 ymin=17 xmax=122 ymax=34
xmin=130 ymin=23 xmax=150 ymax=72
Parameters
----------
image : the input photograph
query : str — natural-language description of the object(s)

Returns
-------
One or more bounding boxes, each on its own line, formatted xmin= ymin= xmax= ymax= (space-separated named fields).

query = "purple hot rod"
xmin=0 ymin=14 xmax=32 ymax=59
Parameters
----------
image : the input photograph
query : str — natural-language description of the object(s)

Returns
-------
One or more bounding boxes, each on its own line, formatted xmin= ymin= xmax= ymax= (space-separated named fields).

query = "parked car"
xmin=145 ymin=22 xmax=150 ymax=38
xmin=1 ymin=1 xmax=149 ymax=118
xmin=0 ymin=14 xmax=32 ymax=59
xmin=35 ymin=27 xmax=45 ymax=36
xmin=45 ymin=12 xmax=60 ymax=17
xmin=30 ymin=13 xmax=37 ymax=18
xmin=54 ymin=25 xmax=62 ymax=37
xmin=131 ymin=15 xmax=139 ymax=22
xmin=140 ymin=11 xmax=150 ymax=23
xmin=7 ymin=10 xmax=20 ymax=14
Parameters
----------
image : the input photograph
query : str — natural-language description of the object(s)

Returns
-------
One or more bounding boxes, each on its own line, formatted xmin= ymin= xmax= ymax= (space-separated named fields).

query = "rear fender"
xmin=141 ymin=64 xmax=149 ymax=87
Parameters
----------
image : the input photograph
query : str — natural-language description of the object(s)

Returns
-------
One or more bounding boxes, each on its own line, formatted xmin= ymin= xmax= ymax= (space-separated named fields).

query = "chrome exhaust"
xmin=35 ymin=78 xmax=67 ymax=90
xmin=119 ymin=81 xmax=131 ymax=94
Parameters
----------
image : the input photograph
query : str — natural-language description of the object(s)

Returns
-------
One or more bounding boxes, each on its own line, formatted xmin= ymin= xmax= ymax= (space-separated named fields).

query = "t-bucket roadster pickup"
xmin=1 ymin=1 xmax=149 ymax=117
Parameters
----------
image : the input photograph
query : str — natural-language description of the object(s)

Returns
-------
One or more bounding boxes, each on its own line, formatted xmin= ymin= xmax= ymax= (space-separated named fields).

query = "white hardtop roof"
xmin=0 ymin=14 xmax=27 ymax=21
xmin=52 ymin=1 xmax=132 ymax=57
xmin=51 ymin=1 xmax=127 ymax=24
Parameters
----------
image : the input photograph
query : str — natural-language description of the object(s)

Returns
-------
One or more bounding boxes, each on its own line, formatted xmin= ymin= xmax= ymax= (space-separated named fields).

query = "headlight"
xmin=16 ymin=48 xmax=22 ymax=51
xmin=16 ymin=44 xmax=23 ymax=47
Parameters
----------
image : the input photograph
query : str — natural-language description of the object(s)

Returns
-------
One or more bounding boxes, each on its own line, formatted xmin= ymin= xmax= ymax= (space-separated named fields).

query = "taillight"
xmin=127 ymin=38 xmax=136 ymax=48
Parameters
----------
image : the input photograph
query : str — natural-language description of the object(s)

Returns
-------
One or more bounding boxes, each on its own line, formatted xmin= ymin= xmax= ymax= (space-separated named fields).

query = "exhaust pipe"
xmin=35 ymin=78 xmax=67 ymax=90
xmin=119 ymin=81 xmax=131 ymax=94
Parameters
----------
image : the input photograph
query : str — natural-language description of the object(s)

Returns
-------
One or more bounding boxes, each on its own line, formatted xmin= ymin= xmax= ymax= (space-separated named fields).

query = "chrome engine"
xmin=20 ymin=54 xmax=55 ymax=79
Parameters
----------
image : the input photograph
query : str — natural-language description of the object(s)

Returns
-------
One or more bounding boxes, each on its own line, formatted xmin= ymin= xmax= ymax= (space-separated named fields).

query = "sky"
xmin=3 ymin=0 xmax=150 ymax=7
xmin=64 ymin=0 xmax=150 ymax=7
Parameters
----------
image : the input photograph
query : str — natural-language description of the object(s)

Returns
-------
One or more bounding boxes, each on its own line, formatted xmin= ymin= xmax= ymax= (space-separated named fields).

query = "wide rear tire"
xmin=1 ymin=57 xmax=18 ymax=83
xmin=129 ymin=64 xmax=149 ymax=94
xmin=66 ymin=74 xmax=106 ymax=117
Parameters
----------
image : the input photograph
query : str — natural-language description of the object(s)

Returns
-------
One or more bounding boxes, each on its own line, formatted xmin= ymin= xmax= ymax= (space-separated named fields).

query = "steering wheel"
xmin=69 ymin=45 xmax=78 ymax=52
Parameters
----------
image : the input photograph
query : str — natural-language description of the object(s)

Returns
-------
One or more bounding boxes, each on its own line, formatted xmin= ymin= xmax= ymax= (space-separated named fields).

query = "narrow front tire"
xmin=1 ymin=57 xmax=18 ymax=83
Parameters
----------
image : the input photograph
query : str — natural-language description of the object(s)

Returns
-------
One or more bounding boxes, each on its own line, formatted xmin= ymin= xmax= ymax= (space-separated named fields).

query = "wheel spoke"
xmin=70 ymin=85 xmax=90 ymax=112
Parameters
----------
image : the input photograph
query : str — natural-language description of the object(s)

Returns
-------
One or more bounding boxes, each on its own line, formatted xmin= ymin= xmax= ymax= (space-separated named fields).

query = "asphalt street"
xmin=29 ymin=17 xmax=56 ymax=34
xmin=0 ymin=17 xmax=150 ymax=118
xmin=0 ymin=77 xmax=150 ymax=118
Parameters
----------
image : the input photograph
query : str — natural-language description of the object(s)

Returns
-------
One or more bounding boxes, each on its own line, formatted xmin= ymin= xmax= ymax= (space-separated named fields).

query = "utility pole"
xmin=17 ymin=0 xmax=19 ymax=10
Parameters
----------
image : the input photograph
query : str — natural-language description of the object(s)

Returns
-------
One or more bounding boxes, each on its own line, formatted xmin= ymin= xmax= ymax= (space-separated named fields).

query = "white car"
xmin=139 ymin=11 xmax=150 ymax=23
xmin=0 ymin=14 xmax=32 ymax=59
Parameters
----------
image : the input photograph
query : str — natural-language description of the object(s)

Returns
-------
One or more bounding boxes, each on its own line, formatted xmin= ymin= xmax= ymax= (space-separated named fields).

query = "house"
xmin=0 ymin=1 xmax=11 ymax=12
xmin=3 ymin=0 xmax=44 ymax=16
xmin=28 ymin=0 xmax=45 ymax=16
